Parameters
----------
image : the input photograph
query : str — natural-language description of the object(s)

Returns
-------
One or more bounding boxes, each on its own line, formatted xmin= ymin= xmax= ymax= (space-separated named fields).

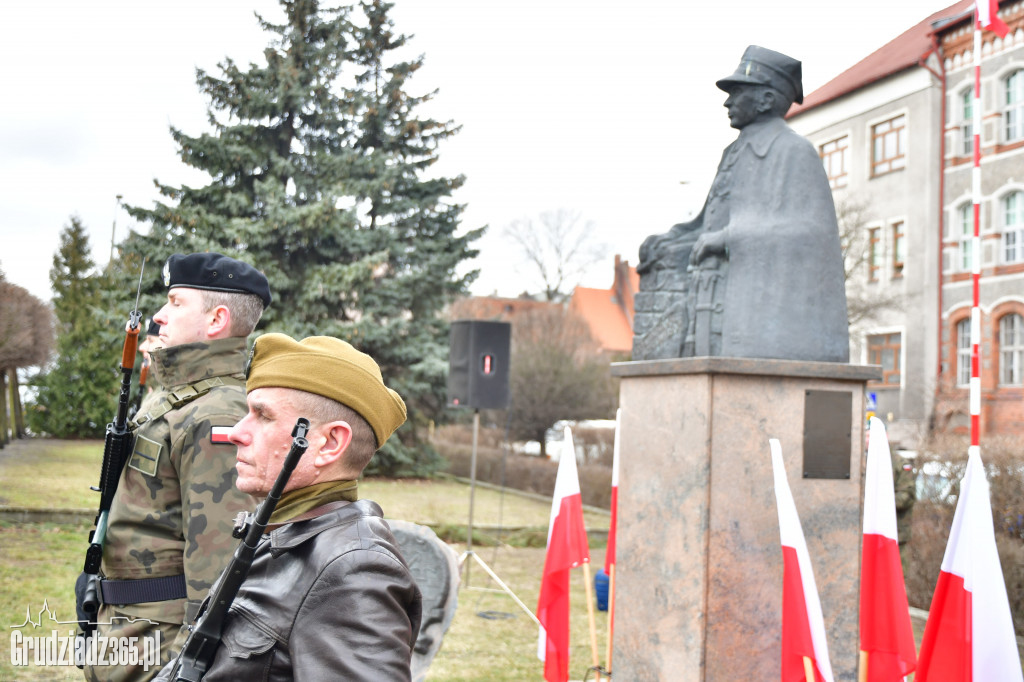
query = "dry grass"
xmin=0 ymin=439 xmax=100 ymax=509
xmin=0 ymin=439 xmax=613 ymax=681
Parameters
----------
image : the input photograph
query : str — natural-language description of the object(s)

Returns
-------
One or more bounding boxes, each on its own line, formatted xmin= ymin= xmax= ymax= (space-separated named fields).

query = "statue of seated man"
xmin=636 ymin=45 xmax=849 ymax=363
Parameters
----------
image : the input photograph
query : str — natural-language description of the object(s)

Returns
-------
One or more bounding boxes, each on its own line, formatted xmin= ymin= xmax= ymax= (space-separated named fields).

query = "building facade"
xmin=789 ymin=0 xmax=1024 ymax=442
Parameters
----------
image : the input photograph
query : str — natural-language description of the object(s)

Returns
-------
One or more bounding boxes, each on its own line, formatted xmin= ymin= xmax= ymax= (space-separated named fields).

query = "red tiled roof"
xmin=447 ymin=296 xmax=556 ymax=322
xmin=569 ymin=286 xmax=633 ymax=354
xmin=789 ymin=0 xmax=972 ymax=117
xmin=568 ymin=257 xmax=638 ymax=355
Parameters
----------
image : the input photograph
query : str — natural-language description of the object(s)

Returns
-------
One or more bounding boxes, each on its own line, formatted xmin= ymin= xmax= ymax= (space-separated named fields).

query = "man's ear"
xmin=207 ymin=305 xmax=232 ymax=338
xmin=314 ymin=420 xmax=353 ymax=470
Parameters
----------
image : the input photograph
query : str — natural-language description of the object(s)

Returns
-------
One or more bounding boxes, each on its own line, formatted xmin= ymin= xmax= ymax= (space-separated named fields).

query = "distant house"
xmin=568 ymin=255 xmax=638 ymax=356
xmin=448 ymin=255 xmax=639 ymax=357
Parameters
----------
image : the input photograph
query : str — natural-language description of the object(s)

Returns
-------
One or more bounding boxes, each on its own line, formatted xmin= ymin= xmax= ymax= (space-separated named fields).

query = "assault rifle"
xmin=79 ymin=261 xmax=146 ymax=626
xmin=129 ymin=356 xmax=150 ymax=420
xmin=167 ymin=418 xmax=310 ymax=682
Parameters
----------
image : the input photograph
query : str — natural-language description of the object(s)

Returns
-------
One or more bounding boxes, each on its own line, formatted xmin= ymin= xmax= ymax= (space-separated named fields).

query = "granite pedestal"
xmin=609 ymin=357 xmax=881 ymax=681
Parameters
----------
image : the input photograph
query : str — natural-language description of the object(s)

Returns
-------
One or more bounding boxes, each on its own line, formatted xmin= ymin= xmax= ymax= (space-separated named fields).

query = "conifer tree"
xmin=30 ymin=217 xmax=122 ymax=437
xmin=121 ymin=0 xmax=480 ymax=474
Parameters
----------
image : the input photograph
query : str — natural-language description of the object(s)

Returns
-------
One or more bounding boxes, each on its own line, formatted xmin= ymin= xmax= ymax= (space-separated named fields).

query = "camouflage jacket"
xmin=103 ymin=337 xmax=254 ymax=611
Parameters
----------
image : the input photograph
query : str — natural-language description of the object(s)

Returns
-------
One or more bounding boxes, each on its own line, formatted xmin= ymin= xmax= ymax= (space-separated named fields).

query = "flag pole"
xmin=582 ymin=562 xmax=602 ymax=681
xmin=605 ymin=563 xmax=615 ymax=675
xmin=970 ymin=6 xmax=983 ymax=462
xmin=803 ymin=656 xmax=815 ymax=682
xmin=858 ymin=649 xmax=867 ymax=682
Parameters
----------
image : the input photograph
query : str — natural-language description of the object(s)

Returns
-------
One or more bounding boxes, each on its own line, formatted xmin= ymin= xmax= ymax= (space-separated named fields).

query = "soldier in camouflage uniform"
xmin=83 ymin=252 xmax=271 ymax=682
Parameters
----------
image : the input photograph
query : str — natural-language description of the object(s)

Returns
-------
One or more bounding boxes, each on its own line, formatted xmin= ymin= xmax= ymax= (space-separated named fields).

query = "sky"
xmin=0 ymin=0 xmax=956 ymax=303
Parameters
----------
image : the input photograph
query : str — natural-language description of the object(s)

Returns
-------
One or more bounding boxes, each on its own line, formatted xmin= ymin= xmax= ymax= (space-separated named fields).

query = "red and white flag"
xmin=916 ymin=451 xmax=1023 ymax=682
xmin=770 ymin=439 xmax=835 ymax=682
xmin=860 ymin=417 xmax=916 ymax=681
xmin=604 ymin=409 xmax=620 ymax=575
xmin=537 ymin=426 xmax=591 ymax=682
xmin=978 ymin=0 xmax=1009 ymax=37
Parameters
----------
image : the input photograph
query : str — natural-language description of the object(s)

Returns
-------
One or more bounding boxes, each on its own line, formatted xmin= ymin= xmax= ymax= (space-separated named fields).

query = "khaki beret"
xmin=246 ymin=333 xmax=407 ymax=448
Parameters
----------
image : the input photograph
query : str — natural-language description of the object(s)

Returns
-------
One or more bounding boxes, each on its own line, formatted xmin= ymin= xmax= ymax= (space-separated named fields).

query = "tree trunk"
xmin=0 ymin=369 xmax=8 ymax=448
xmin=538 ymin=429 xmax=548 ymax=459
xmin=9 ymin=368 xmax=24 ymax=438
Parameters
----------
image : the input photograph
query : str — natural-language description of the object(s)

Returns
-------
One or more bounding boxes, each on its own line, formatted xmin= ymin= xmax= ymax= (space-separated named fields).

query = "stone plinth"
xmin=609 ymin=357 xmax=881 ymax=682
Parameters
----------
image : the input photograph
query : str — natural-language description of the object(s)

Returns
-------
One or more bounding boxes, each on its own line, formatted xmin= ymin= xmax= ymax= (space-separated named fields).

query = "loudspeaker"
xmin=447 ymin=320 xmax=511 ymax=409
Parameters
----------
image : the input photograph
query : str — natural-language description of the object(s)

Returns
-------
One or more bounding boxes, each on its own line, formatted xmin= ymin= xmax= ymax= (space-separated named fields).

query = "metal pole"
xmin=464 ymin=409 xmax=480 ymax=586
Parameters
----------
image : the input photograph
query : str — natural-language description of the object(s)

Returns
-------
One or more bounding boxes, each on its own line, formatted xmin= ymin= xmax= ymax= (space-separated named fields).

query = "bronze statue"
xmin=635 ymin=46 xmax=849 ymax=363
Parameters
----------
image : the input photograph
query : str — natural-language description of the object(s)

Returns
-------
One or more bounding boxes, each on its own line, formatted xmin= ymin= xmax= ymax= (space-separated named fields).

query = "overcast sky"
xmin=1 ymin=0 xmax=954 ymax=303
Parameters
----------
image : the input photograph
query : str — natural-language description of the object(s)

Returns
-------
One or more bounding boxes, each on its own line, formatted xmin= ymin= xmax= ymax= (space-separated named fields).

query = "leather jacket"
xmin=158 ymin=499 xmax=422 ymax=681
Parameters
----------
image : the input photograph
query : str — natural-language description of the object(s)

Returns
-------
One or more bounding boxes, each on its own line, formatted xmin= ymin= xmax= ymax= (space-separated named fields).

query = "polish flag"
xmin=859 ymin=417 xmax=916 ymax=681
xmin=978 ymin=0 xmax=1009 ymax=37
xmin=915 ymin=451 xmax=1024 ymax=682
xmin=604 ymin=409 xmax=620 ymax=574
xmin=770 ymin=439 xmax=835 ymax=682
xmin=537 ymin=426 xmax=591 ymax=682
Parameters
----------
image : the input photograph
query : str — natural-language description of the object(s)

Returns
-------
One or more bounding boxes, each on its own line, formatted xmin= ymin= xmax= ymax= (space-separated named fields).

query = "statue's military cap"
xmin=163 ymin=252 xmax=271 ymax=308
xmin=716 ymin=45 xmax=804 ymax=105
xmin=245 ymin=333 xmax=407 ymax=449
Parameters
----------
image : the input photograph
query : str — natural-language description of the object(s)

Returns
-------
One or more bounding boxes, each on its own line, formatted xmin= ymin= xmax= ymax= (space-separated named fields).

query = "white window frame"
xmin=1000 ymin=313 xmax=1024 ymax=386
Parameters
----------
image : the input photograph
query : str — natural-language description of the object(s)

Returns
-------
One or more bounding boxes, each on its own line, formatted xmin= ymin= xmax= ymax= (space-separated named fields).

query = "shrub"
xmin=905 ymin=432 xmax=1024 ymax=635
xmin=433 ymin=425 xmax=612 ymax=510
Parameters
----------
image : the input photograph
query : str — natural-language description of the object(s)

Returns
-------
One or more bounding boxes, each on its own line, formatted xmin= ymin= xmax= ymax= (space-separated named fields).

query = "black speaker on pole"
xmin=447 ymin=320 xmax=511 ymax=409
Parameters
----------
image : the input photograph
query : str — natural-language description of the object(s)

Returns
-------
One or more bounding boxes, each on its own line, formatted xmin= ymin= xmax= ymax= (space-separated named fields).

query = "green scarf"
xmin=268 ymin=480 xmax=359 ymax=525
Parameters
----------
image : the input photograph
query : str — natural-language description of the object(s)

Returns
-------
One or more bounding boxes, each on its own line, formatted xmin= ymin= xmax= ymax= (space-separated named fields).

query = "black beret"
xmin=145 ymin=318 xmax=161 ymax=336
xmin=163 ymin=252 xmax=271 ymax=308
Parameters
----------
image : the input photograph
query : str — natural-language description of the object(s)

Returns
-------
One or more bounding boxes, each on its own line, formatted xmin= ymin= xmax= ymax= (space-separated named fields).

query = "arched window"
xmin=1005 ymin=70 xmax=1024 ymax=142
xmin=956 ymin=318 xmax=972 ymax=386
xmin=1000 ymin=313 xmax=1024 ymax=385
xmin=1003 ymin=191 xmax=1024 ymax=263
xmin=958 ymin=203 xmax=974 ymax=271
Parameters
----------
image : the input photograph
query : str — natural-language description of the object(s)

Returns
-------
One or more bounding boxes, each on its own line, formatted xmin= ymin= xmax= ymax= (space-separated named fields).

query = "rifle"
xmin=168 ymin=418 xmax=310 ymax=682
xmin=79 ymin=261 xmax=146 ymax=626
xmin=129 ymin=356 xmax=150 ymax=420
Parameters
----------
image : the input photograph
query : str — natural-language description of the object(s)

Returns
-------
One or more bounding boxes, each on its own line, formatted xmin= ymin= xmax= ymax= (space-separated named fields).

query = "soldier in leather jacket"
xmin=155 ymin=332 xmax=421 ymax=681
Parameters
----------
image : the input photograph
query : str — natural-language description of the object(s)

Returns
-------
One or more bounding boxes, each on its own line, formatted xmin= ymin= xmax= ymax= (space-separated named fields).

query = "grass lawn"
xmin=0 ymin=439 xmax=611 ymax=681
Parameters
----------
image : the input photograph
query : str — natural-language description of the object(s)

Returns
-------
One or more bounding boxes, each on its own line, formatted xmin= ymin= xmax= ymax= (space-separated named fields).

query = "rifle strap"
xmin=134 ymin=376 xmax=246 ymax=427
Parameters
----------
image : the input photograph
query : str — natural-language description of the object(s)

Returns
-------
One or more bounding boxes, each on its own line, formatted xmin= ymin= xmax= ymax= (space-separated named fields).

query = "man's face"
xmin=151 ymin=287 xmax=211 ymax=348
xmin=722 ymin=84 xmax=764 ymax=130
xmin=138 ymin=334 xmax=163 ymax=364
xmin=230 ymin=387 xmax=314 ymax=498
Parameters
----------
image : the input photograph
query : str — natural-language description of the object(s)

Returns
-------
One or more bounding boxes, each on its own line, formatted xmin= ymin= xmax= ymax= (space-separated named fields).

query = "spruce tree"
xmin=30 ymin=217 xmax=123 ymax=437
xmin=121 ymin=0 xmax=480 ymax=474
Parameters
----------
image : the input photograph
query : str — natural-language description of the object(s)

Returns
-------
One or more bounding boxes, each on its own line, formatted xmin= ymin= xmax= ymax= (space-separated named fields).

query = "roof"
xmin=789 ymin=0 xmax=972 ymax=117
xmin=569 ymin=285 xmax=634 ymax=353
xmin=447 ymin=295 xmax=556 ymax=322
xmin=568 ymin=256 xmax=638 ymax=355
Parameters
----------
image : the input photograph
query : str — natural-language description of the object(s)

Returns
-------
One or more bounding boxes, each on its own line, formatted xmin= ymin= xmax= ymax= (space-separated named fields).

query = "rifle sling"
xmin=134 ymin=376 xmax=245 ymax=426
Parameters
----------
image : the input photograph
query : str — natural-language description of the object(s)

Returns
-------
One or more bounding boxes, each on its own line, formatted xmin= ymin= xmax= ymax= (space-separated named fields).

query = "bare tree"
xmin=835 ymin=195 xmax=906 ymax=330
xmin=500 ymin=304 xmax=617 ymax=457
xmin=502 ymin=209 xmax=609 ymax=301
xmin=0 ymin=279 xmax=54 ymax=443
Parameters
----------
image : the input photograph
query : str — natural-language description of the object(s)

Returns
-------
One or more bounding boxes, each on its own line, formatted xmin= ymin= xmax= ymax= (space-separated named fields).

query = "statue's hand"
xmin=690 ymin=231 xmax=727 ymax=265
